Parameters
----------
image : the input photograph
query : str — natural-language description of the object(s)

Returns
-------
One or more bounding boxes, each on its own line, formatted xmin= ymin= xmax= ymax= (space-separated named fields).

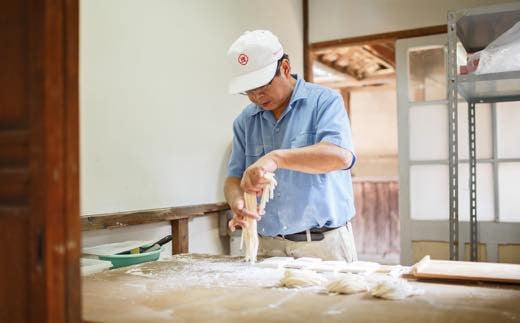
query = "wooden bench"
xmin=80 ymin=202 xmax=231 ymax=254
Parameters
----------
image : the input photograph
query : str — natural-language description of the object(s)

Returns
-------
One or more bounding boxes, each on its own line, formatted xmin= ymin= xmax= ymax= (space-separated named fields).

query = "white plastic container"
xmin=81 ymin=258 xmax=113 ymax=276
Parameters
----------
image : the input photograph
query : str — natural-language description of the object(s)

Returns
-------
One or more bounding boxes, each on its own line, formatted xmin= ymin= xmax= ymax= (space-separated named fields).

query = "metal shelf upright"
xmin=447 ymin=2 xmax=520 ymax=261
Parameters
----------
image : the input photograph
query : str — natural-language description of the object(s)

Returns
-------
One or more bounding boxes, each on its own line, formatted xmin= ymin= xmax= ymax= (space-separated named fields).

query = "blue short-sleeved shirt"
xmin=227 ymin=75 xmax=356 ymax=236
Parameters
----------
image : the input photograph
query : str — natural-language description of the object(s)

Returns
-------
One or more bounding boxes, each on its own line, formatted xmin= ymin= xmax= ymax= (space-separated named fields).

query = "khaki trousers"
xmin=258 ymin=222 xmax=358 ymax=262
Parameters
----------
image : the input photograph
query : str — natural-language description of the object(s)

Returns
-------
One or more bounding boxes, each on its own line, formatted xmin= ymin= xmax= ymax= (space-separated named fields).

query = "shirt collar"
xmin=248 ymin=74 xmax=308 ymax=117
xmin=288 ymin=75 xmax=309 ymax=105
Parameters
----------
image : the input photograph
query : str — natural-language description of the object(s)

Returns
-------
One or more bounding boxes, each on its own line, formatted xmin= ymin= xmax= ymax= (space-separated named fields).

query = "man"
xmin=224 ymin=30 xmax=357 ymax=262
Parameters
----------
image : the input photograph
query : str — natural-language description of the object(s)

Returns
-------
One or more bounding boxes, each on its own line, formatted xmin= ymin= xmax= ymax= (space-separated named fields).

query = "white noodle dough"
xmin=370 ymin=278 xmax=424 ymax=300
xmin=326 ymin=273 xmax=368 ymax=294
xmin=279 ymin=269 xmax=328 ymax=288
xmin=242 ymin=172 xmax=277 ymax=264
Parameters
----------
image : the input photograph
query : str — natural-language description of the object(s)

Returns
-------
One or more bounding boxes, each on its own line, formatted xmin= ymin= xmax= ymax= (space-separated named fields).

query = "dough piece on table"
xmin=376 ymin=264 xmax=412 ymax=278
xmin=326 ymin=273 xmax=368 ymax=294
xmin=257 ymin=257 xmax=294 ymax=269
xmin=279 ymin=269 xmax=328 ymax=288
xmin=337 ymin=261 xmax=381 ymax=274
xmin=370 ymin=278 xmax=424 ymax=300
xmin=309 ymin=260 xmax=348 ymax=273
xmin=284 ymin=257 xmax=323 ymax=269
xmin=295 ymin=257 xmax=322 ymax=263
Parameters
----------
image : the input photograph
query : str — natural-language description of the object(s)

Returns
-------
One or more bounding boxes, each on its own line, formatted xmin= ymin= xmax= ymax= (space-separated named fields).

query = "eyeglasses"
xmin=240 ymin=58 xmax=283 ymax=96
xmin=240 ymin=78 xmax=275 ymax=96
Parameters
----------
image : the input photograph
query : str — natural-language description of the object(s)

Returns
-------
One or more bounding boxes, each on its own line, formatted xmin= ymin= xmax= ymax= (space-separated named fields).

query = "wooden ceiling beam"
xmin=363 ymin=44 xmax=395 ymax=67
xmin=318 ymin=73 xmax=395 ymax=89
xmin=310 ymin=25 xmax=447 ymax=52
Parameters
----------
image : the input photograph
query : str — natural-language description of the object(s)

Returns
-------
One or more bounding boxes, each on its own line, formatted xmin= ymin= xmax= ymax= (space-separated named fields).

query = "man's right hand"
xmin=228 ymin=214 xmax=247 ymax=232
xmin=228 ymin=197 xmax=260 ymax=231
xmin=230 ymin=197 xmax=260 ymax=221
xmin=224 ymin=176 xmax=261 ymax=232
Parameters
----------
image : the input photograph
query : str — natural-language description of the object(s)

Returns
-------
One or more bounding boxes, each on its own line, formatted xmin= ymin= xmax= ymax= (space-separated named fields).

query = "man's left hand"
xmin=240 ymin=154 xmax=277 ymax=194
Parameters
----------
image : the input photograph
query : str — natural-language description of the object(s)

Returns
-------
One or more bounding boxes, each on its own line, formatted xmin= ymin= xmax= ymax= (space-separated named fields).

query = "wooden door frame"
xmin=1 ymin=1 xmax=79 ymax=321
xmin=29 ymin=1 xmax=80 ymax=322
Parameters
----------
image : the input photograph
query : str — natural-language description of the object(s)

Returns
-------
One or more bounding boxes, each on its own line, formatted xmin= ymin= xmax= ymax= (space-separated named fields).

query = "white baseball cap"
xmin=227 ymin=30 xmax=284 ymax=94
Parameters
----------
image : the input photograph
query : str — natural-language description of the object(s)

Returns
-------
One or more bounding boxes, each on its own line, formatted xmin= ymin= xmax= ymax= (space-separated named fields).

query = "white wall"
xmin=309 ymin=0 xmax=513 ymax=43
xmin=80 ymin=0 xmax=303 ymax=254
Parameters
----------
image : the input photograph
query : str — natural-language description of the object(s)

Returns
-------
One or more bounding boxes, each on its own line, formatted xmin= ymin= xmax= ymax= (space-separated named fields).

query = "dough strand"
xmin=241 ymin=172 xmax=277 ymax=264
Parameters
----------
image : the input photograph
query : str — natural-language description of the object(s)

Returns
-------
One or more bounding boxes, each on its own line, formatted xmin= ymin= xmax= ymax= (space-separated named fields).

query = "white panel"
xmin=458 ymin=104 xmax=493 ymax=159
xmin=409 ymin=105 xmax=448 ymax=160
xmin=499 ymin=163 xmax=520 ymax=222
xmin=457 ymin=163 xmax=494 ymax=222
xmin=497 ymin=102 xmax=520 ymax=159
xmin=410 ymin=165 xmax=449 ymax=220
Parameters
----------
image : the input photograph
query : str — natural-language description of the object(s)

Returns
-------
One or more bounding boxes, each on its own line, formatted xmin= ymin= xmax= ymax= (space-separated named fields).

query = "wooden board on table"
xmin=412 ymin=256 xmax=520 ymax=284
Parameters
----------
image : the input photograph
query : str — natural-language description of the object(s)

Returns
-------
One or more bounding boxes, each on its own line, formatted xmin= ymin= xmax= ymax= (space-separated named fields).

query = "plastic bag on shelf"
xmin=460 ymin=50 xmax=481 ymax=75
xmin=474 ymin=21 xmax=520 ymax=75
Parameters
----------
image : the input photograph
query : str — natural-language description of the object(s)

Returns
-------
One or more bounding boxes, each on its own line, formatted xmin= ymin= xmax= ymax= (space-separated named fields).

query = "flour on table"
xmin=279 ymin=269 xmax=328 ymax=288
xmin=326 ymin=273 xmax=368 ymax=294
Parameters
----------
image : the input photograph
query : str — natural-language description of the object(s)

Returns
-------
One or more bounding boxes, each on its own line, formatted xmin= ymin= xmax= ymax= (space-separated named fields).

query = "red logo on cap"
xmin=238 ymin=53 xmax=248 ymax=65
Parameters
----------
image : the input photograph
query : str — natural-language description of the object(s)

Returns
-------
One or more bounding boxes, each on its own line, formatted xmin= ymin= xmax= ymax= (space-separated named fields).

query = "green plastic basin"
xmin=98 ymin=246 xmax=163 ymax=269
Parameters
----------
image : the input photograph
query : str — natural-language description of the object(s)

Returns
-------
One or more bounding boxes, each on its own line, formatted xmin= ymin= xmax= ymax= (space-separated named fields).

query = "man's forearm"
xmin=267 ymin=142 xmax=353 ymax=174
xmin=224 ymin=176 xmax=243 ymax=206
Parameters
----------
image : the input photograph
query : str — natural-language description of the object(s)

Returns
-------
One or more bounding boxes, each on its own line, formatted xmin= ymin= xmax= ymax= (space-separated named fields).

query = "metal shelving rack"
xmin=447 ymin=2 xmax=520 ymax=261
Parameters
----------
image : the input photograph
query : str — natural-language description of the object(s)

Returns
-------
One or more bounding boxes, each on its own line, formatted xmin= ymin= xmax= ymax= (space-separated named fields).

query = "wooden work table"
xmin=82 ymin=254 xmax=520 ymax=323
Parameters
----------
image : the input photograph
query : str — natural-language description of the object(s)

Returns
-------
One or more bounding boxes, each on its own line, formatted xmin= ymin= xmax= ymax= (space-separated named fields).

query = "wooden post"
xmin=340 ymin=88 xmax=351 ymax=119
xmin=302 ymin=0 xmax=312 ymax=82
xmin=171 ymin=218 xmax=189 ymax=254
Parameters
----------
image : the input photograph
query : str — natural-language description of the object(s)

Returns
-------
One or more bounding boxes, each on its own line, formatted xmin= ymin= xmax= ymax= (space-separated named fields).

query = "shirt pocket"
xmin=245 ymin=144 xmax=264 ymax=166
xmin=290 ymin=132 xmax=316 ymax=148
